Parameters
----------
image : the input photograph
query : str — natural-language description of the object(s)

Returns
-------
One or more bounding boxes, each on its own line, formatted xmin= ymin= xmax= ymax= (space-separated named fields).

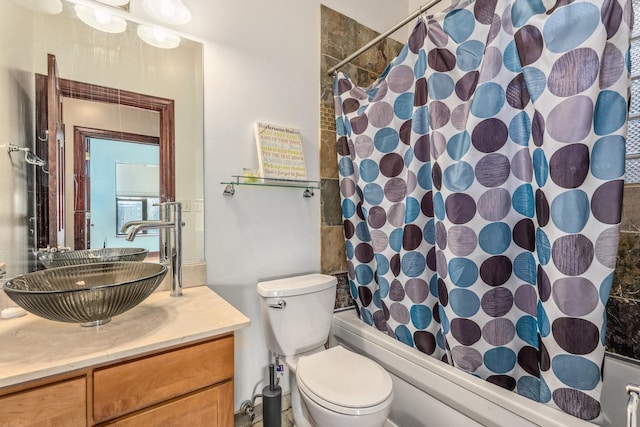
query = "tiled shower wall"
xmin=318 ymin=6 xmax=640 ymax=362
xmin=319 ymin=5 xmax=404 ymax=310
xmin=605 ymin=185 xmax=640 ymax=360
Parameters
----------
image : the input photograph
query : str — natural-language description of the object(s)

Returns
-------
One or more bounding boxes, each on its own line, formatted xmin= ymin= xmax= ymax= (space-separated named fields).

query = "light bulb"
xmin=95 ymin=10 xmax=112 ymax=25
xmin=74 ymin=4 xmax=127 ymax=33
xmin=137 ymin=25 xmax=181 ymax=49
xmin=142 ymin=0 xmax=191 ymax=25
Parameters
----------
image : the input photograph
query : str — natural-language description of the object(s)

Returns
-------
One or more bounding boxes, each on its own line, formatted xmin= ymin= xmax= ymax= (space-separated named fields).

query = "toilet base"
xmin=290 ymin=374 xmax=314 ymax=427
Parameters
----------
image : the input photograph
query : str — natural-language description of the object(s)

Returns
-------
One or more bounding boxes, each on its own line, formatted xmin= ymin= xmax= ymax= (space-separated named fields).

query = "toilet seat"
xmin=296 ymin=346 xmax=393 ymax=416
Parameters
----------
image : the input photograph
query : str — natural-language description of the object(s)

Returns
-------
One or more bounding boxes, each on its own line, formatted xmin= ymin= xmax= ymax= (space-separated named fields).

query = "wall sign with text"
xmin=254 ymin=122 xmax=307 ymax=180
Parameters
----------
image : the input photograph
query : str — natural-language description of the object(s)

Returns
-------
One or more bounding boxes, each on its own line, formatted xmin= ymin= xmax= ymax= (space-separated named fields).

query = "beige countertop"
xmin=0 ymin=285 xmax=250 ymax=389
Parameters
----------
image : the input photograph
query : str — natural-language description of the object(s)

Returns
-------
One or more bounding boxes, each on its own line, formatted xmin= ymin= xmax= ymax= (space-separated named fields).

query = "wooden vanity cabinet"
xmin=0 ymin=334 xmax=234 ymax=427
xmin=0 ymin=377 xmax=86 ymax=426
xmin=101 ymin=381 xmax=233 ymax=426
xmin=93 ymin=334 xmax=234 ymax=425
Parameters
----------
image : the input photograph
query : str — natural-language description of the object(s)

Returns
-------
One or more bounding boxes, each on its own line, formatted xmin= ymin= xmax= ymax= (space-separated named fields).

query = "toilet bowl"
xmin=295 ymin=345 xmax=393 ymax=427
xmin=257 ymin=274 xmax=394 ymax=427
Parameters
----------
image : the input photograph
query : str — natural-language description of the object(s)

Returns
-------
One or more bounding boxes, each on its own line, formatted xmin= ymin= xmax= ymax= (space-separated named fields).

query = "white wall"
xmin=183 ymin=0 xmax=410 ymax=412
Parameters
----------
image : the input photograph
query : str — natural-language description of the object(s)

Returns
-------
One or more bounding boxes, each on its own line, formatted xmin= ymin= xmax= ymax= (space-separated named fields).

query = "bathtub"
xmin=330 ymin=309 xmax=640 ymax=427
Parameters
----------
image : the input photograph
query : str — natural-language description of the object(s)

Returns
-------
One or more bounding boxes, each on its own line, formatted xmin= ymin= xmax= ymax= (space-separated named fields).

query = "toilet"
xmin=257 ymin=273 xmax=393 ymax=427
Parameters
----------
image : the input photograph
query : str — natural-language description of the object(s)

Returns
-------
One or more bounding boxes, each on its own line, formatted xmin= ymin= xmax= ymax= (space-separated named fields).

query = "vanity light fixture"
xmin=137 ymin=24 xmax=181 ymax=49
xmin=75 ymin=4 xmax=127 ymax=33
xmin=142 ymin=0 xmax=191 ymax=25
xmin=94 ymin=0 xmax=130 ymax=6
xmin=11 ymin=0 xmax=63 ymax=15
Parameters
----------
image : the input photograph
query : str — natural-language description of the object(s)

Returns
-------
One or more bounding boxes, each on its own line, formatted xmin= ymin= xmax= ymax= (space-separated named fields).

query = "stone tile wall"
xmin=320 ymin=6 xmax=403 ymax=310
xmin=606 ymin=185 xmax=640 ymax=360
xmin=318 ymin=7 xmax=640 ymax=363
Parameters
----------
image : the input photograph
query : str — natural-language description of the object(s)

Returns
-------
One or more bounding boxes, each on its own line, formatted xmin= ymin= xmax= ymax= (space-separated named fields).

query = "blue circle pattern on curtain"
xmin=334 ymin=0 xmax=630 ymax=421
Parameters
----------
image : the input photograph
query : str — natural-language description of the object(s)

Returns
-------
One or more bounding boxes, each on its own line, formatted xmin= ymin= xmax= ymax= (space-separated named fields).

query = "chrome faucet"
xmin=120 ymin=202 xmax=183 ymax=297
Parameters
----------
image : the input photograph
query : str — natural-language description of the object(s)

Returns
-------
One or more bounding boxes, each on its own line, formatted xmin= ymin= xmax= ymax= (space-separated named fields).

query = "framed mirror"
xmin=0 ymin=0 xmax=204 ymax=276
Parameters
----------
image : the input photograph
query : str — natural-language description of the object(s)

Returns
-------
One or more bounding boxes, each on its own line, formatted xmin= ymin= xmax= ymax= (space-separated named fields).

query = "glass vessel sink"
xmin=2 ymin=262 xmax=167 ymax=326
xmin=38 ymin=247 xmax=149 ymax=269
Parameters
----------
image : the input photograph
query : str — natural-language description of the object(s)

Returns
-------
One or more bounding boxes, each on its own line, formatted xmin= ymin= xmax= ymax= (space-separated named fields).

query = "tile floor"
xmin=234 ymin=408 xmax=294 ymax=427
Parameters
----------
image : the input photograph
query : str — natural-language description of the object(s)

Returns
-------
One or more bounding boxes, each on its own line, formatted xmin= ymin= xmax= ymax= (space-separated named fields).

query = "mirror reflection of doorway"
xmin=75 ymin=133 xmax=160 ymax=253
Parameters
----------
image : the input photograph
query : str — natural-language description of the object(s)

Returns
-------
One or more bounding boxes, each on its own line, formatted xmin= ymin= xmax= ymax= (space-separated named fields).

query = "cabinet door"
xmin=93 ymin=335 xmax=233 ymax=423
xmin=104 ymin=380 xmax=233 ymax=427
xmin=0 ymin=377 xmax=86 ymax=427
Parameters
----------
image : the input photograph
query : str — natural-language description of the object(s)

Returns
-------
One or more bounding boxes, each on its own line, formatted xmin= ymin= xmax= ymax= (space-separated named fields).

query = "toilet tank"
xmin=257 ymin=274 xmax=337 ymax=356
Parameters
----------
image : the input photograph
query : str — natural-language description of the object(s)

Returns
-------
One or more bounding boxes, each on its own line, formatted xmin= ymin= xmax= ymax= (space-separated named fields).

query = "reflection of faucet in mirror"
xmin=35 ymin=246 xmax=72 ymax=260
xmin=120 ymin=202 xmax=183 ymax=297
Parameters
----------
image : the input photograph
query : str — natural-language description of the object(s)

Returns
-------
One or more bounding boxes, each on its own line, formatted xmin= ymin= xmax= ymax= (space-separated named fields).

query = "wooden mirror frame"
xmin=35 ymin=72 xmax=175 ymax=250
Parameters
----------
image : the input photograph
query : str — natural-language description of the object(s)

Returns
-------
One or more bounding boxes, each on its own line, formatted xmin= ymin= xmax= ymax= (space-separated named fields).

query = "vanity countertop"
xmin=0 ymin=286 xmax=250 ymax=389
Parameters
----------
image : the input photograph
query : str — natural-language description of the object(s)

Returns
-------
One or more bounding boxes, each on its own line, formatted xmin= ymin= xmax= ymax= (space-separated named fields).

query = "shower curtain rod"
xmin=327 ymin=0 xmax=445 ymax=76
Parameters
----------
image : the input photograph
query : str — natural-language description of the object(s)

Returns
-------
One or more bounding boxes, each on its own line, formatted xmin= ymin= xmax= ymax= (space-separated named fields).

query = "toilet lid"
xmin=296 ymin=346 xmax=393 ymax=409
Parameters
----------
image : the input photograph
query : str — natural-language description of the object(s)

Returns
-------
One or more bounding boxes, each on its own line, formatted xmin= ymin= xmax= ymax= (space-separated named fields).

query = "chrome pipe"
xmin=124 ymin=221 xmax=175 ymax=242
xmin=160 ymin=203 xmax=171 ymax=267
xmin=171 ymin=202 xmax=183 ymax=297
xmin=627 ymin=384 xmax=640 ymax=427
xmin=120 ymin=219 xmax=158 ymax=234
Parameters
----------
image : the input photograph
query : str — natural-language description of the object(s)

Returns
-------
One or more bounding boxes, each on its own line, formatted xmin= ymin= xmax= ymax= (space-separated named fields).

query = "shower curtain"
xmin=334 ymin=0 xmax=631 ymax=420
